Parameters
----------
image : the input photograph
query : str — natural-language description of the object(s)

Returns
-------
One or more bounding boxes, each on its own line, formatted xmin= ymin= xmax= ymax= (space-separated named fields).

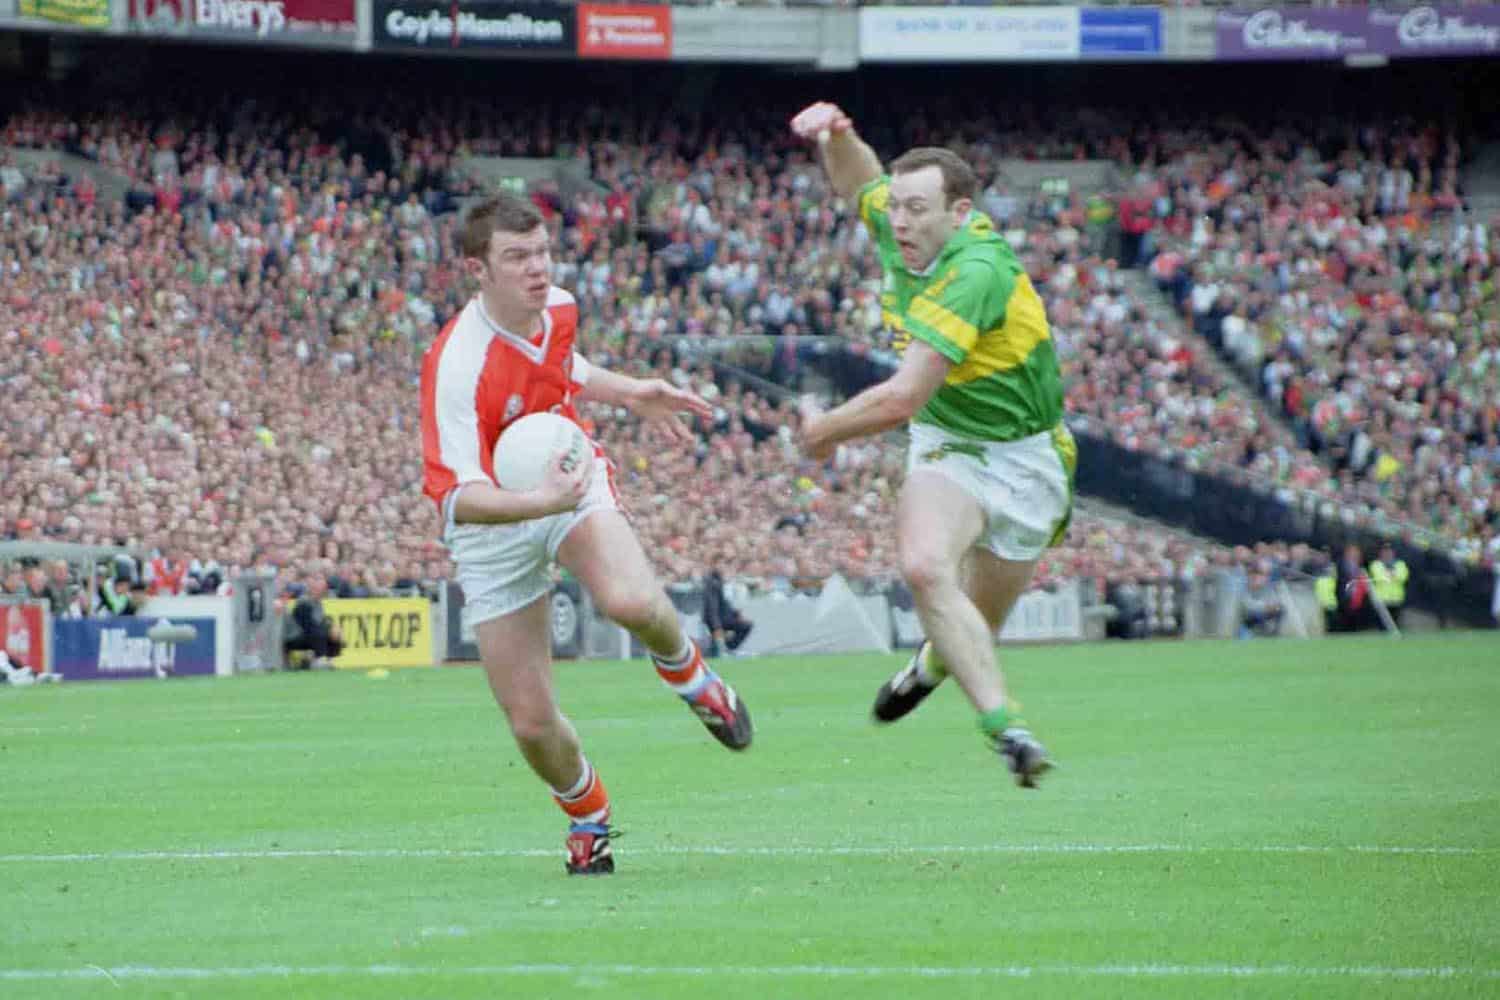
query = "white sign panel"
xmin=672 ymin=8 xmax=827 ymax=63
xmin=998 ymin=586 xmax=1083 ymax=642
xmin=860 ymin=6 xmax=1081 ymax=62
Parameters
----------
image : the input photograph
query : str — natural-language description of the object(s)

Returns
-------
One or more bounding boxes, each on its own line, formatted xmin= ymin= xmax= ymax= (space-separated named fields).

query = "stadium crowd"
xmin=3 ymin=84 xmax=1497 ymax=613
xmin=1143 ymin=120 xmax=1500 ymax=565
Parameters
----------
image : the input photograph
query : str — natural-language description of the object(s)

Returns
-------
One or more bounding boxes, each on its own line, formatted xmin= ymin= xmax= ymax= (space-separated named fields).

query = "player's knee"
xmin=900 ymin=549 xmax=954 ymax=596
xmin=595 ymin=587 xmax=662 ymax=632
xmin=504 ymin=704 xmax=568 ymax=749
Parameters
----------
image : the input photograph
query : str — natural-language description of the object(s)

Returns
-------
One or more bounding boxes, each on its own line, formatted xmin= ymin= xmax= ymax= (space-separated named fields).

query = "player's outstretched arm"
xmin=575 ymin=360 xmax=712 ymax=446
xmin=790 ymin=101 xmax=882 ymax=202
xmin=799 ymin=340 xmax=952 ymax=462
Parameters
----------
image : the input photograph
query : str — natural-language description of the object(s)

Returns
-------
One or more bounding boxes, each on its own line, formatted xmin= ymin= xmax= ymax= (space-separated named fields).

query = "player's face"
xmin=888 ymin=166 xmax=971 ymax=273
xmin=481 ymin=225 xmax=552 ymax=314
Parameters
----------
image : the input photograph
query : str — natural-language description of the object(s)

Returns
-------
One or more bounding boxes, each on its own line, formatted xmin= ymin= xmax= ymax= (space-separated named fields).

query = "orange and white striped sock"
xmin=653 ymin=637 xmax=710 ymax=697
xmin=552 ymin=759 xmax=610 ymax=826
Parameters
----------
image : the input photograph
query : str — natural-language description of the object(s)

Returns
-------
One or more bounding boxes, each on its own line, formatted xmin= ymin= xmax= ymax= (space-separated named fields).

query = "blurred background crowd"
xmin=2 ymin=55 xmax=1496 ymax=626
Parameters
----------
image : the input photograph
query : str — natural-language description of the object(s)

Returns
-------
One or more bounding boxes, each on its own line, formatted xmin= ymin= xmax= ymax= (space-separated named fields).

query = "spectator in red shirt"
xmin=147 ymin=549 xmax=190 ymax=596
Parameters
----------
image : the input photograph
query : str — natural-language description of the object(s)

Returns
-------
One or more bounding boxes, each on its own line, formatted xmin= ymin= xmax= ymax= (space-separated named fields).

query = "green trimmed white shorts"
xmin=905 ymin=422 xmax=1075 ymax=562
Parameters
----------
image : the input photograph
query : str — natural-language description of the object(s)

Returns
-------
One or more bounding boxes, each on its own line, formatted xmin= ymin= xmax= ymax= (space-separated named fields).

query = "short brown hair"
xmin=459 ymin=190 xmax=544 ymax=259
xmin=889 ymin=147 xmax=977 ymax=208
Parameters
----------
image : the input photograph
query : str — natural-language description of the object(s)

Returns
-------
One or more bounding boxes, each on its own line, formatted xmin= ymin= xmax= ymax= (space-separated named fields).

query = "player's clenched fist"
xmin=790 ymin=102 xmax=852 ymax=142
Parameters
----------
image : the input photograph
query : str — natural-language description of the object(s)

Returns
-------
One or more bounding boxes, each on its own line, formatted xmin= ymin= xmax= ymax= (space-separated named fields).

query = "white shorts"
xmin=906 ymin=422 xmax=1075 ymax=562
xmin=446 ymin=457 xmax=620 ymax=631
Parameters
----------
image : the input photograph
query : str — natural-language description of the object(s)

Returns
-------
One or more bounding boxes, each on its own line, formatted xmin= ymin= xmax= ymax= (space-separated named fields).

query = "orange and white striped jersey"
xmin=421 ymin=287 xmax=592 ymax=518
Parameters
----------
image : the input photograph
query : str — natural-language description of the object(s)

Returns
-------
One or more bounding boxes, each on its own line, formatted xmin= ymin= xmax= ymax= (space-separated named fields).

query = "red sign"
xmin=577 ymin=4 xmax=670 ymax=59
xmin=127 ymin=0 xmax=354 ymax=38
xmin=1 ymin=602 xmax=48 ymax=675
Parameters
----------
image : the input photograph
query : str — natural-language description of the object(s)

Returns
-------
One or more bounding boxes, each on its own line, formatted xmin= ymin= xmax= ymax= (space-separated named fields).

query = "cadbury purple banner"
xmin=1370 ymin=5 xmax=1500 ymax=56
xmin=1217 ymin=5 xmax=1500 ymax=61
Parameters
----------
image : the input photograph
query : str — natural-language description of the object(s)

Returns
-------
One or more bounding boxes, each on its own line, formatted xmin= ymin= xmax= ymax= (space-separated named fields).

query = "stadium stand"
xmin=2 ymin=55 xmax=1496 ymax=626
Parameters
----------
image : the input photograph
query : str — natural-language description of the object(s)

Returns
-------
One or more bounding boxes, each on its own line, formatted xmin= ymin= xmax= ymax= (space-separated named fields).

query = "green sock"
xmin=977 ymin=706 xmax=1011 ymax=738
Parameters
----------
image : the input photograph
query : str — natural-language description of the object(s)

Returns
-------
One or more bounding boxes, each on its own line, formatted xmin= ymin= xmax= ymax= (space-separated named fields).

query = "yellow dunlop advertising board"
xmin=323 ymin=598 xmax=433 ymax=669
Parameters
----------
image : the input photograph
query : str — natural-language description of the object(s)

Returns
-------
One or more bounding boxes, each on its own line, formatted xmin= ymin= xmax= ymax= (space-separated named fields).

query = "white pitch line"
xmin=0 ymin=963 xmax=1495 ymax=982
xmin=0 ymin=843 xmax=1491 ymax=864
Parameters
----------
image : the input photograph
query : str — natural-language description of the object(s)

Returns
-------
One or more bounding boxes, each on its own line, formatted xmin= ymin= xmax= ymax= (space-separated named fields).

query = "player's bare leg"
xmin=475 ymin=594 xmax=614 ymax=874
xmin=964 ymin=547 xmax=1036 ymax=642
xmin=875 ymin=547 xmax=1031 ymax=720
xmin=558 ymin=511 xmax=752 ymax=750
xmin=960 ymin=549 xmax=1052 ymax=786
xmin=876 ymin=470 xmax=1051 ymax=787
xmin=475 ymin=595 xmax=580 ymax=789
xmin=896 ymin=470 xmax=1005 ymax=710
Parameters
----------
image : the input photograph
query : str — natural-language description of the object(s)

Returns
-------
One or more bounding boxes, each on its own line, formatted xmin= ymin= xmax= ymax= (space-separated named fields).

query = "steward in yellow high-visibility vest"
xmin=1315 ymin=571 xmax=1337 ymax=610
xmin=1367 ymin=544 xmax=1409 ymax=625
xmin=1314 ymin=563 xmax=1338 ymax=631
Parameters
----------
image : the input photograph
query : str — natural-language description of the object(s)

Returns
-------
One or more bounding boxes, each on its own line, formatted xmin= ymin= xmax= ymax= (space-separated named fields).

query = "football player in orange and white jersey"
xmin=420 ymin=191 xmax=752 ymax=876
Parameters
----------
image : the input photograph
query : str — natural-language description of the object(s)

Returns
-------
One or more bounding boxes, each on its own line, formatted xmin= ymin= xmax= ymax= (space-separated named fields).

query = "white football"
xmin=493 ymin=412 xmax=592 ymax=493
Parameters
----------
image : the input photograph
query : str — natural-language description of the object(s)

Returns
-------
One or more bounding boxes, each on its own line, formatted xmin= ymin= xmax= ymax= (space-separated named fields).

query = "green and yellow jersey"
xmin=858 ymin=175 xmax=1065 ymax=445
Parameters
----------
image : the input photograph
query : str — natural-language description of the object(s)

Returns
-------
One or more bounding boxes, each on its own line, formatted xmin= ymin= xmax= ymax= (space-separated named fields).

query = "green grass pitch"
xmin=3 ymin=634 xmax=1498 ymax=999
